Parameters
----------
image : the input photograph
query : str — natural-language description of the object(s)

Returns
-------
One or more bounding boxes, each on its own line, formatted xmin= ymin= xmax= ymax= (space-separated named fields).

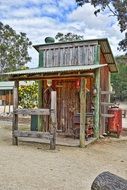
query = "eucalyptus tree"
xmin=76 ymin=0 xmax=127 ymax=54
xmin=0 ymin=22 xmax=32 ymax=73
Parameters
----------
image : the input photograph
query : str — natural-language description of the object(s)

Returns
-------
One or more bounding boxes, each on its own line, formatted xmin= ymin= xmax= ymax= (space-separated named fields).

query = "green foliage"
xmin=111 ymin=55 xmax=127 ymax=101
xmin=0 ymin=22 xmax=32 ymax=73
xmin=19 ymin=82 xmax=38 ymax=108
xmin=55 ymin=32 xmax=84 ymax=42
xmin=76 ymin=0 xmax=127 ymax=54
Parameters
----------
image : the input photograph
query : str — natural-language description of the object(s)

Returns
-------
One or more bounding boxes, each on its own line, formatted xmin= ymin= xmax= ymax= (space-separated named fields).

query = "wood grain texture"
xmin=12 ymin=81 xmax=19 ymax=145
xmin=43 ymin=45 xmax=97 ymax=67
xmin=14 ymin=130 xmax=53 ymax=140
xmin=94 ymin=69 xmax=100 ymax=138
xmin=94 ymin=45 xmax=100 ymax=138
xmin=80 ymin=78 xmax=86 ymax=147
xmin=14 ymin=108 xmax=50 ymax=115
xmin=38 ymin=80 xmax=44 ymax=131
xmin=50 ymin=91 xmax=57 ymax=150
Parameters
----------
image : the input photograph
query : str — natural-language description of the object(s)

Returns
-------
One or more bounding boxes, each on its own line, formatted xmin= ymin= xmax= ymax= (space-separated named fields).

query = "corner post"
xmin=12 ymin=81 xmax=19 ymax=145
xmin=38 ymin=50 xmax=44 ymax=131
xmin=38 ymin=80 xmax=44 ymax=131
xmin=94 ymin=68 xmax=100 ymax=138
xmin=80 ymin=78 xmax=87 ymax=148
xmin=50 ymin=91 xmax=57 ymax=150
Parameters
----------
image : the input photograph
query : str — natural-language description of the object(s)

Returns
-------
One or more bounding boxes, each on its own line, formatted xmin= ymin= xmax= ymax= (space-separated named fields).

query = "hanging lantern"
xmin=47 ymin=79 xmax=52 ymax=87
xmin=76 ymin=79 xmax=80 ymax=90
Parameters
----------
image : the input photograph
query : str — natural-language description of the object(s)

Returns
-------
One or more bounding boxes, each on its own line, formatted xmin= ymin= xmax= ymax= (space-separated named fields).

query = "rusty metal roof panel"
xmin=4 ymin=64 xmax=107 ymax=76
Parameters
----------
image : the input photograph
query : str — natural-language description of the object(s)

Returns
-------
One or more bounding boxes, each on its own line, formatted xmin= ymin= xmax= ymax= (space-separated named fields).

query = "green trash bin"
xmin=31 ymin=115 xmax=38 ymax=131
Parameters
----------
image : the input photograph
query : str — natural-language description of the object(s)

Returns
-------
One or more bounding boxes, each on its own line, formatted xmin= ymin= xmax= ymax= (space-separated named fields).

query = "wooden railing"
xmin=13 ymin=108 xmax=50 ymax=115
xmin=12 ymin=85 xmax=57 ymax=150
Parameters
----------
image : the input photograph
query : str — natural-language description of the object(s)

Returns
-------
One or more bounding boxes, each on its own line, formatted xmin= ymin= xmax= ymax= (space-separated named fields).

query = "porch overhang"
xmin=3 ymin=64 xmax=107 ymax=81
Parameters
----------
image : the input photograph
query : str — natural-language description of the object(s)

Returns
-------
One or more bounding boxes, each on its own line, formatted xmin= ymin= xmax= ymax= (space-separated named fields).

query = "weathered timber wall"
xmin=100 ymin=51 xmax=109 ymax=92
xmin=42 ymin=44 xmax=98 ymax=67
xmin=100 ymin=50 xmax=110 ymax=135
xmin=42 ymin=79 xmax=93 ymax=136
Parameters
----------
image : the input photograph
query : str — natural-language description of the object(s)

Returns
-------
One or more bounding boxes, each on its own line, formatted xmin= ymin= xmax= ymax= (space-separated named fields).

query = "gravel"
xmin=0 ymin=123 xmax=127 ymax=190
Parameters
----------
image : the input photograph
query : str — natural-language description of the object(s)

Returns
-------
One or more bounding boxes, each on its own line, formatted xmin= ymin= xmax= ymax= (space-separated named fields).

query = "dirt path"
xmin=0 ymin=123 xmax=127 ymax=190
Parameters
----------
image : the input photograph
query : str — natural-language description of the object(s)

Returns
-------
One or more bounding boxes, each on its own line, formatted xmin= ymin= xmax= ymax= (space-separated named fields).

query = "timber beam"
xmin=9 ymin=73 xmax=94 ymax=81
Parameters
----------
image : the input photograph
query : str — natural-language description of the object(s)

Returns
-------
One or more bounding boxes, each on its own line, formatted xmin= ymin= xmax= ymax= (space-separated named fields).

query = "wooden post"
xmin=38 ymin=80 xmax=44 ymax=131
xmin=94 ymin=68 xmax=100 ymax=138
xmin=94 ymin=45 xmax=100 ymax=138
xmin=3 ymin=96 xmax=6 ymax=113
xmin=80 ymin=78 xmax=86 ymax=148
xmin=50 ymin=91 xmax=57 ymax=150
xmin=38 ymin=50 xmax=44 ymax=131
xmin=12 ymin=81 xmax=19 ymax=145
xmin=108 ymin=72 xmax=111 ymax=103
xmin=8 ymin=90 xmax=11 ymax=113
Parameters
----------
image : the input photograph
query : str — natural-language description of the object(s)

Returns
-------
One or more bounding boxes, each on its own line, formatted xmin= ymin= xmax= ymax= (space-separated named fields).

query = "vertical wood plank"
xmin=38 ymin=80 xmax=44 ymax=131
xmin=12 ymin=81 xmax=19 ymax=145
xmin=80 ymin=78 xmax=86 ymax=148
xmin=38 ymin=48 xmax=44 ymax=130
xmin=8 ymin=90 xmax=11 ymax=113
xmin=94 ymin=44 xmax=100 ymax=138
xmin=3 ymin=96 xmax=6 ymax=113
xmin=39 ymin=50 xmax=44 ymax=67
xmin=60 ymin=48 xmax=63 ymax=66
xmin=108 ymin=72 xmax=111 ymax=103
xmin=94 ymin=69 xmax=100 ymax=138
xmin=50 ymin=91 xmax=57 ymax=150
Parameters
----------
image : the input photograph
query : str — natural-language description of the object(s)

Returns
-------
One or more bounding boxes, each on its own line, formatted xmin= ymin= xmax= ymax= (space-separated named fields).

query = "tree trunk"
xmin=91 ymin=172 xmax=127 ymax=190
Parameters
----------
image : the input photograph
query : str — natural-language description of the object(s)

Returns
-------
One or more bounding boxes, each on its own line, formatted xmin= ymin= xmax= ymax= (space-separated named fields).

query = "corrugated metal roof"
xmin=98 ymin=39 xmax=117 ymax=72
xmin=0 ymin=81 xmax=14 ymax=90
xmin=0 ymin=81 xmax=34 ymax=89
xmin=34 ymin=38 xmax=117 ymax=73
xmin=33 ymin=38 xmax=109 ymax=50
xmin=4 ymin=64 xmax=107 ymax=76
xmin=0 ymin=87 xmax=13 ymax=90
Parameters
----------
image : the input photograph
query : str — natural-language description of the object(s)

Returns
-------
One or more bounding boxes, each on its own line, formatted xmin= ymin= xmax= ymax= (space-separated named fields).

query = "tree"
xmin=0 ymin=22 xmax=32 ymax=73
xmin=76 ymin=0 xmax=127 ymax=54
xmin=111 ymin=55 xmax=127 ymax=101
xmin=19 ymin=82 xmax=38 ymax=108
xmin=55 ymin=32 xmax=84 ymax=42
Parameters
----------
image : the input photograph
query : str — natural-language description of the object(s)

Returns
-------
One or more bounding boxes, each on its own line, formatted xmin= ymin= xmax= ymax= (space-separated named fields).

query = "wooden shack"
xmin=4 ymin=38 xmax=117 ymax=148
xmin=0 ymin=81 xmax=14 ymax=113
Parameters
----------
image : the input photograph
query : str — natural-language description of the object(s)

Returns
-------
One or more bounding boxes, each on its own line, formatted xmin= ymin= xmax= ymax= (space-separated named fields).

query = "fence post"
xmin=12 ymin=81 xmax=19 ymax=145
xmin=50 ymin=91 xmax=57 ymax=150
xmin=80 ymin=78 xmax=87 ymax=148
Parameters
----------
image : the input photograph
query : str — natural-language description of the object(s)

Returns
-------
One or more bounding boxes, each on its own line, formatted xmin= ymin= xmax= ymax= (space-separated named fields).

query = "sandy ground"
xmin=0 ymin=121 xmax=127 ymax=190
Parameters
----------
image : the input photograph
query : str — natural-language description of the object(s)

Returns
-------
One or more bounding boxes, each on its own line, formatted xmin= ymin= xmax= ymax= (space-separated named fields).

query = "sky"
xmin=0 ymin=0 xmax=124 ymax=68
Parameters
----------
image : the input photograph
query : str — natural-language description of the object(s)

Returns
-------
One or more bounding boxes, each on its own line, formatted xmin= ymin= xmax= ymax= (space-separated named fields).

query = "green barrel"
xmin=31 ymin=115 xmax=38 ymax=131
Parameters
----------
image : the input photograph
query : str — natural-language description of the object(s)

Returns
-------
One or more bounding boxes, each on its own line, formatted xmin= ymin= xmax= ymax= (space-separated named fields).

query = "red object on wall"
xmin=76 ymin=80 xmax=80 ymax=90
xmin=108 ymin=107 xmax=122 ymax=137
